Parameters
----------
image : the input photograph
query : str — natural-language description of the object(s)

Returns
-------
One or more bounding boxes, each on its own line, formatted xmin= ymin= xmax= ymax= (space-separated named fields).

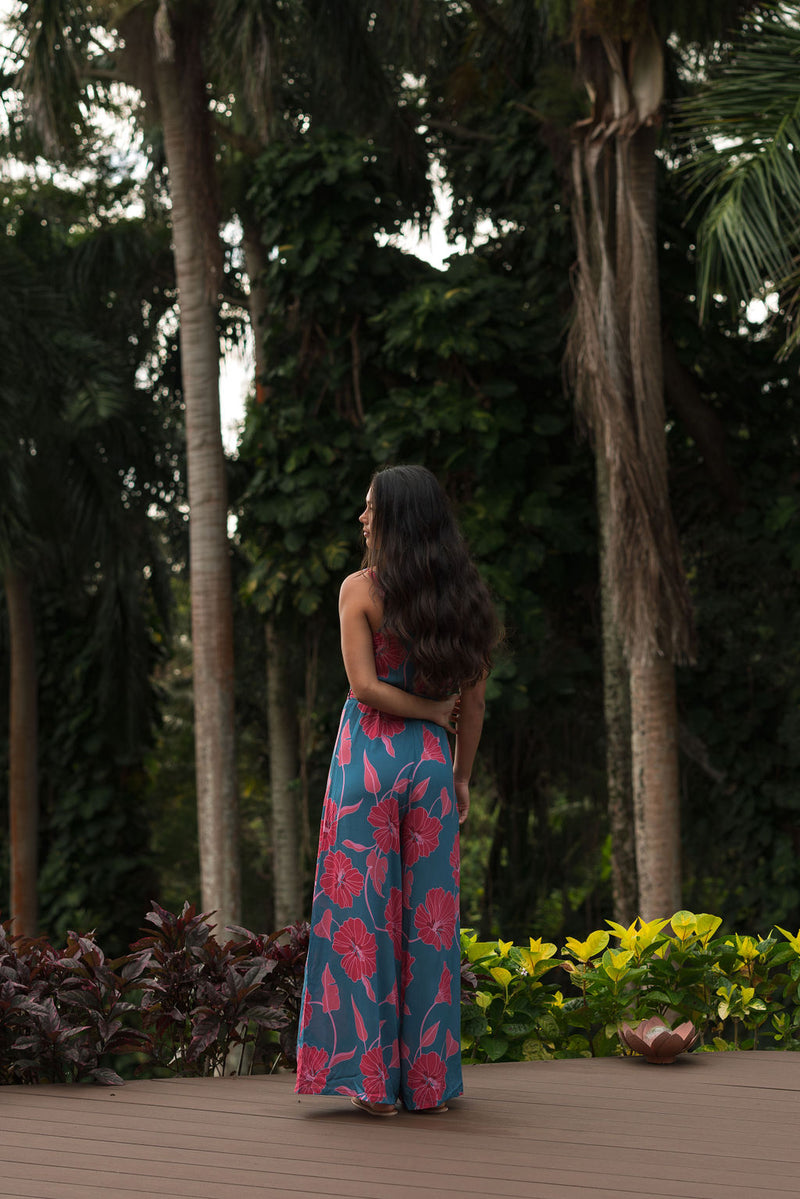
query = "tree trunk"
xmin=5 ymin=568 xmax=38 ymax=937
xmin=625 ymin=125 xmax=683 ymax=919
xmin=567 ymin=23 xmax=692 ymax=924
xmin=265 ymin=621 xmax=302 ymax=927
xmin=596 ymin=455 xmax=638 ymax=925
xmin=631 ymin=656 xmax=681 ymax=917
xmin=155 ymin=52 xmax=240 ymax=937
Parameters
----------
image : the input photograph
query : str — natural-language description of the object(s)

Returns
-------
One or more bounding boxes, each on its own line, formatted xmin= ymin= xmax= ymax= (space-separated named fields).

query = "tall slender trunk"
xmin=567 ymin=24 xmax=692 ymax=923
xmin=631 ymin=656 xmax=681 ymax=918
xmin=243 ymin=226 xmax=303 ymax=927
xmin=5 ymin=568 xmax=38 ymax=937
xmin=625 ymin=127 xmax=683 ymax=918
xmin=596 ymin=456 xmax=638 ymax=924
xmin=155 ymin=52 xmax=240 ymax=936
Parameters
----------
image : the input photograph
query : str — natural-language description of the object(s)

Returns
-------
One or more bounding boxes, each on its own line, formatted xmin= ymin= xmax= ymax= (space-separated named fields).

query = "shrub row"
xmin=3 ymin=905 xmax=800 ymax=1085
xmin=461 ymin=911 xmax=800 ymax=1061
xmin=0 ymin=902 xmax=308 ymax=1085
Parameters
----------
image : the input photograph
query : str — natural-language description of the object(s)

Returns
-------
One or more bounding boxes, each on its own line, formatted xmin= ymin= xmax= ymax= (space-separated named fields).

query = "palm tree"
xmin=5 ymin=0 xmax=252 ymax=934
xmin=562 ymin=6 xmax=695 ymax=919
xmin=680 ymin=3 xmax=800 ymax=357
xmin=563 ymin=0 xmax=768 ymax=918
xmin=430 ymin=0 xmax=758 ymax=918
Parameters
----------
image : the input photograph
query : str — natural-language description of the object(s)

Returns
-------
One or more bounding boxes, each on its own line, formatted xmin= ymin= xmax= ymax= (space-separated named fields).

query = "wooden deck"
xmin=2 ymin=1051 xmax=800 ymax=1198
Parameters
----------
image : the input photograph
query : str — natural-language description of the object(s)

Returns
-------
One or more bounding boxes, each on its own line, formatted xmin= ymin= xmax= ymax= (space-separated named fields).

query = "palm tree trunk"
xmin=155 ymin=52 xmax=240 ymax=936
xmin=567 ymin=24 xmax=692 ymax=922
xmin=625 ymin=125 xmax=683 ymax=918
xmin=596 ymin=455 xmax=638 ymax=925
xmin=631 ymin=656 xmax=681 ymax=917
xmin=5 ymin=568 xmax=38 ymax=937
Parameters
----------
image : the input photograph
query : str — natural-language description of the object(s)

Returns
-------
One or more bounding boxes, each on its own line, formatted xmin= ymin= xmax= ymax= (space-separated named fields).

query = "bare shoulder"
xmin=339 ymin=570 xmax=383 ymax=629
xmin=340 ymin=570 xmax=372 ymax=599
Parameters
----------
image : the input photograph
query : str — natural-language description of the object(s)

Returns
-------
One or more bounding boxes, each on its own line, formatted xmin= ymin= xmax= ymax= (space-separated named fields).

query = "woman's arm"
xmin=339 ymin=572 xmax=457 ymax=730
xmin=452 ymin=677 xmax=487 ymax=824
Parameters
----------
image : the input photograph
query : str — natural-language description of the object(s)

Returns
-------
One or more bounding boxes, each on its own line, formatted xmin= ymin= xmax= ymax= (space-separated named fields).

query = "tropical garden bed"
xmin=2 ymin=903 xmax=799 ymax=1086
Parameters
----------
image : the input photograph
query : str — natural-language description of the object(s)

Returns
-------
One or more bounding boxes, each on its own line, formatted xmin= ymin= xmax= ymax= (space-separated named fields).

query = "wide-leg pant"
xmin=295 ymin=700 xmax=462 ymax=1109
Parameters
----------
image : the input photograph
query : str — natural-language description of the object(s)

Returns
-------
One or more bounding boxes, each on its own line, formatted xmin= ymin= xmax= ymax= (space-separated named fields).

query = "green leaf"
xmin=479 ymin=1035 xmax=510 ymax=1062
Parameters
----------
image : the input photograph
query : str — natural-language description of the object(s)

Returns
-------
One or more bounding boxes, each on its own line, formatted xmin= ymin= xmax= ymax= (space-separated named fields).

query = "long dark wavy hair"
xmin=363 ymin=465 xmax=500 ymax=696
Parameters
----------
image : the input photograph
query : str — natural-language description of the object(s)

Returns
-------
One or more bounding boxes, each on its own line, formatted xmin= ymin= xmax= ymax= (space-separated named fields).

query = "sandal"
xmin=409 ymin=1103 xmax=449 ymax=1114
xmin=351 ymin=1096 xmax=398 ymax=1118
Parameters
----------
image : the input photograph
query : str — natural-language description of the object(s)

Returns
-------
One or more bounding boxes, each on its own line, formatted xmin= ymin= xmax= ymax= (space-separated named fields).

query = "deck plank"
xmin=2 ymin=1052 xmax=799 ymax=1198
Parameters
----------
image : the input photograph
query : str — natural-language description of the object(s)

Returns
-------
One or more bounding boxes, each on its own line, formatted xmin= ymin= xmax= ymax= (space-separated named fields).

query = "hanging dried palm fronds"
xmin=565 ymin=10 xmax=695 ymax=666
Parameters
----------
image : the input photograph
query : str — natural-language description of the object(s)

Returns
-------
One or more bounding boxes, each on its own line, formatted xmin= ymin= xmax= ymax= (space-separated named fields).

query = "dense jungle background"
xmin=2 ymin=1 xmax=800 ymax=957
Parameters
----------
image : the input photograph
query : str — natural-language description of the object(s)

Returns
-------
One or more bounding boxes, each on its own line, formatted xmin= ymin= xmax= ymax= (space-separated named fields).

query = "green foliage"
xmin=8 ymin=905 xmax=800 ymax=1087
xmin=657 ymin=166 xmax=800 ymax=931
xmin=237 ymin=129 xmax=602 ymax=939
xmin=462 ymin=931 xmax=564 ymax=1061
xmin=461 ymin=911 xmax=800 ymax=1063
xmin=0 ymin=173 xmax=181 ymax=952
xmin=679 ymin=3 xmax=800 ymax=350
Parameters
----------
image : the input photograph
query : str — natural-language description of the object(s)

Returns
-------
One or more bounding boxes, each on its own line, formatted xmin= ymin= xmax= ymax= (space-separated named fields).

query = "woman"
xmin=295 ymin=465 xmax=498 ymax=1116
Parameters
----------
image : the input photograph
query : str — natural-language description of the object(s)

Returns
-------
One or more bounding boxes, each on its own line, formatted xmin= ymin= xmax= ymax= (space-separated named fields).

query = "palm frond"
xmin=679 ymin=3 xmax=800 ymax=348
xmin=206 ymin=0 xmax=281 ymax=141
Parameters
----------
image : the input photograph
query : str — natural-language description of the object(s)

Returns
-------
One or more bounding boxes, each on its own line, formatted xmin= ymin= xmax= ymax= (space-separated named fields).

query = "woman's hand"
xmin=426 ymin=693 xmax=459 ymax=733
xmin=454 ymin=780 xmax=470 ymax=825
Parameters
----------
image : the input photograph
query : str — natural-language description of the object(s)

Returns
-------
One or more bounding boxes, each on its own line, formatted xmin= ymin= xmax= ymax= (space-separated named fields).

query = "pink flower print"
xmin=445 ymin=1030 xmax=460 ymax=1059
xmin=360 ymin=1046 xmax=389 ymax=1103
xmin=420 ymin=1021 xmax=440 ymax=1049
xmin=421 ymin=726 xmax=446 ymax=763
xmin=332 ymin=917 xmax=377 ymax=982
xmin=439 ymin=786 xmax=452 ymax=817
xmin=314 ymin=908 xmax=333 ymax=940
xmin=318 ymin=796 xmax=338 ymax=853
xmin=320 ymin=850 xmax=364 ymax=908
xmin=373 ymin=630 xmax=406 ymax=675
xmin=337 ymin=719 xmax=352 ymax=766
xmin=296 ymin=1045 xmax=330 ymax=1094
xmin=321 ymin=964 xmax=340 ymax=1014
xmin=363 ymin=750 xmax=381 ymax=796
xmin=402 ymin=868 xmax=413 ymax=907
xmin=368 ymin=796 xmax=400 ymax=854
xmin=434 ymin=963 xmax=452 ymax=1005
xmin=401 ymin=951 xmax=415 ymax=995
xmin=358 ymin=704 xmax=406 ymax=756
xmin=450 ymin=837 xmax=460 ymax=887
xmin=402 ymin=808 xmax=442 ymax=867
xmin=407 ymin=1052 xmax=447 ymax=1109
xmin=366 ymin=848 xmax=387 ymax=896
xmin=384 ymin=887 xmax=403 ymax=958
xmin=352 ymin=995 xmax=368 ymax=1042
xmin=300 ymin=990 xmax=312 ymax=1031
xmin=415 ymin=888 xmax=457 ymax=951
xmin=410 ymin=777 xmax=429 ymax=804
